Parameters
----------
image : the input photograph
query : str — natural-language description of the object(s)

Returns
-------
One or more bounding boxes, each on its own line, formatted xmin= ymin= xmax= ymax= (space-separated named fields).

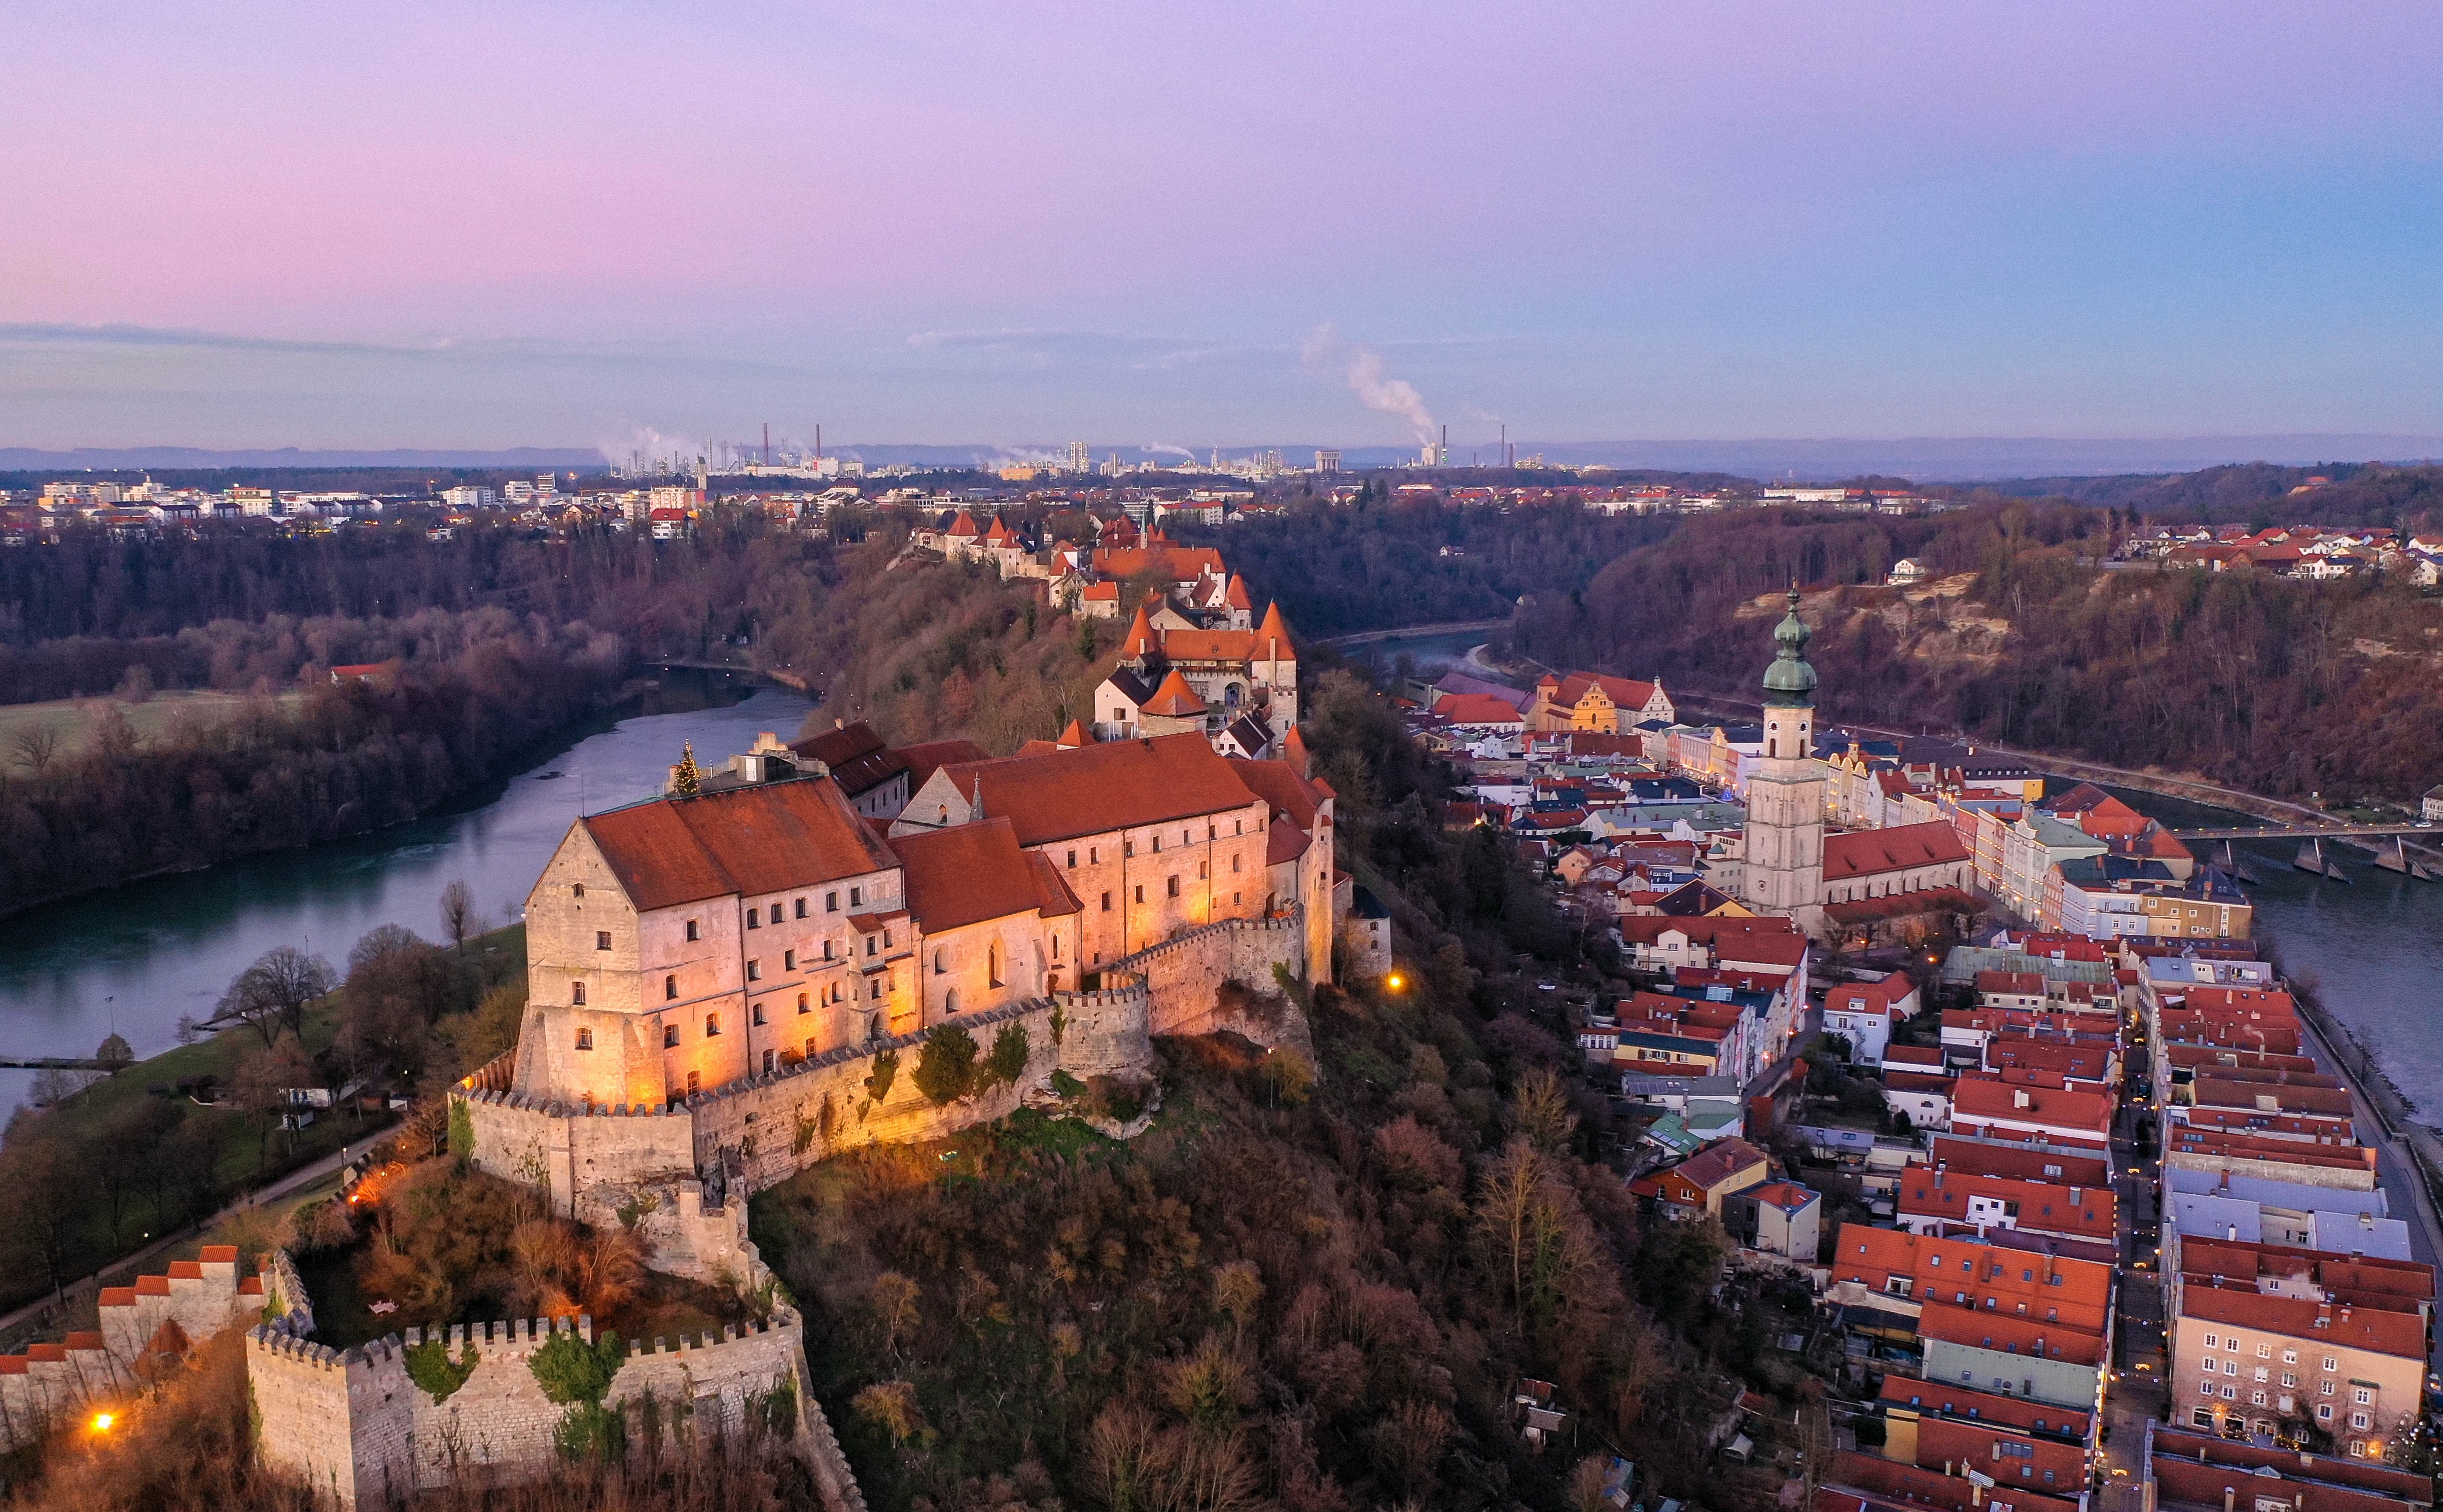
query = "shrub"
xmin=983 ymin=1023 xmax=1030 ymax=1088
xmin=864 ymin=1047 xmax=899 ymax=1107
xmin=914 ymin=1025 xmax=979 ymax=1106
xmin=446 ymin=1096 xmax=475 ymax=1160
xmin=528 ymin=1327 xmax=626 ymax=1405
xmin=404 ymin=1337 xmax=478 ymax=1403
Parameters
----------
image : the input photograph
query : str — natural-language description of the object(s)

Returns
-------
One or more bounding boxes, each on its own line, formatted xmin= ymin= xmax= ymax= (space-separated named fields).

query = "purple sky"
xmin=5 ymin=2 xmax=2441 ymax=454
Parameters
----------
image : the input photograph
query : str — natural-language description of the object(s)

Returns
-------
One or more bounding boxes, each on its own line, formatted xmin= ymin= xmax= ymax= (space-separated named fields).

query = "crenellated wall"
xmin=459 ymin=974 xmax=1162 ymax=1248
xmin=248 ymin=1311 xmax=813 ymax=1509
xmin=1107 ymin=910 xmax=1311 ymax=1047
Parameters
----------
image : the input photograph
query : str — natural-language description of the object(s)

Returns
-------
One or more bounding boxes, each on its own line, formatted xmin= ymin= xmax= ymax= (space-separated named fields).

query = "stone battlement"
xmin=250 ymin=1303 xmax=814 ymax=1508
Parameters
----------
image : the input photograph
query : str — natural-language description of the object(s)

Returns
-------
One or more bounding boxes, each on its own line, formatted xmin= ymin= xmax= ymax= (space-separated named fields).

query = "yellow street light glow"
xmin=1385 ymin=973 xmax=1406 ymax=992
xmin=90 ymin=1412 xmax=114 ymax=1432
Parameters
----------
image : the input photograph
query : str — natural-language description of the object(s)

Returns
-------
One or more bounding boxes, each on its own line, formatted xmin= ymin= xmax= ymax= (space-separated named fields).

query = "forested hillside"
xmin=756 ymin=671 xmax=1797 ymax=1512
xmin=1997 ymin=461 xmax=2443 ymax=531
xmin=1511 ymin=503 xmax=2443 ymax=803
xmin=1175 ymin=498 xmax=1674 ymax=638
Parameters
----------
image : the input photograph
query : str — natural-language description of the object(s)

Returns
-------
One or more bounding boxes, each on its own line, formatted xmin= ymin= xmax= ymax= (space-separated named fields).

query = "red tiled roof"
xmin=927 ymin=733 xmax=1258 ymax=847
xmin=2178 ymin=1288 xmax=2425 ymax=1359
xmin=1438 ymin=693 xmax=1525 ymax=725
xmin=1553 ymin=671 xmax=1660 ymax=710
xmin=895 ymin=816 xmax=1081 ymax=932
xmin=584 ymin=777 xmax=897 ymax=911
xmin=1822 ymin=821 xmax=1970 ymax=879
xmin=790 ymin=720 xmax=911 ymax=799
xmin=1142 ymin=668 xmax=1206 ymax=717
xmin=896 ymin=739 xmax=991 ymax=797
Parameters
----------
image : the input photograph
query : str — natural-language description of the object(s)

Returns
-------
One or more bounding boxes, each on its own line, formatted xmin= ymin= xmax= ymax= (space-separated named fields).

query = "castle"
xmin=459 ymin=725 xmax=1340 ymax=1250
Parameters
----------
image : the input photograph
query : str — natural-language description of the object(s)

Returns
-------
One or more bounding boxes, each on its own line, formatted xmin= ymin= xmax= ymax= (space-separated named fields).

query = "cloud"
xmin=1302 ymin=323 xmax=1436 ymax=444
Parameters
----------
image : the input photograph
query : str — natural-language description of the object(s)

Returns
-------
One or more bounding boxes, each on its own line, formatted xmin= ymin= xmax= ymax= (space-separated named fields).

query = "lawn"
xmin=0 ymin=924 xmax=528 ymax=1321
xmin=0 ymin=689 xmax=304 ymax=766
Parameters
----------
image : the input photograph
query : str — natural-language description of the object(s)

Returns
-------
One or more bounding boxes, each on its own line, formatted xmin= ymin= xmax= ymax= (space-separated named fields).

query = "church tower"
xmin=1742 ymin=588 xmax=1826 ymax=932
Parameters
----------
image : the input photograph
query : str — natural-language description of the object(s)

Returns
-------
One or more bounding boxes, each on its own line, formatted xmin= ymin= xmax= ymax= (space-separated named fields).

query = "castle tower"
xmin=1742 ymin=588 xmax=1825 ymax=933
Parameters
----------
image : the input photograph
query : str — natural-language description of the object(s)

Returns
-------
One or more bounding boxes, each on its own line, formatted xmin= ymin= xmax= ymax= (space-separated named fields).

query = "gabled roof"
xmin=897 ymin=739 xmax=990 ymax=796
xmin=894 ymin=816 xmax=1081 ymax=932
xmin=1661 ymin=1136 xmax=1769 ymax=1193
xmin=790 ymin=719 xmax=911 ymax=799
xmin=582 ymin=777 xmax=896 ymax=912
xmin=1821 ymin=820 xmax=1971 ymax=879
xmin=925 ymin=733 xmax=1258 ymax=847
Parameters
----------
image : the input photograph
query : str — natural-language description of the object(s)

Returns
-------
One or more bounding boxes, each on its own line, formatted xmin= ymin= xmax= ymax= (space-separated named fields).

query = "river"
xmin=2062 ymin=781 xmax=2443 ymax=1122
xmin=0 ymin=671 xmax=815 ymax=1113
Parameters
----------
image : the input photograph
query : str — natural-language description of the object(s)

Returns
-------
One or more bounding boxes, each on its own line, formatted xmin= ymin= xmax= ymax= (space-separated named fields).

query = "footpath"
xmin=0 ymin=1131 xmax=381 ymax=1348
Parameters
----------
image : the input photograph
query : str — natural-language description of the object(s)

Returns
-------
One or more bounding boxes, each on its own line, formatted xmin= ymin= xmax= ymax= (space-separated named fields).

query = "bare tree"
xmin=9 ymin=726 xmax=59 ymax=776
xmin=438 ymin=879 xmax=477 ymax=954
xmin=216 ymin=946 xmax=337 ymax=1047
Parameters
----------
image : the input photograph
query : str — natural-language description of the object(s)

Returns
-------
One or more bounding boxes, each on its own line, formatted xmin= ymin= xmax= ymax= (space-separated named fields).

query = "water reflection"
xmin=0 ymin=672 xmax=814 ymax=1111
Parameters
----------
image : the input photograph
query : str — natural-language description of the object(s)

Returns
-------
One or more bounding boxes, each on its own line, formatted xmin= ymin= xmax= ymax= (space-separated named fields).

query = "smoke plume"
xmin=1303 ymin=324 xmax=1435 ymax=444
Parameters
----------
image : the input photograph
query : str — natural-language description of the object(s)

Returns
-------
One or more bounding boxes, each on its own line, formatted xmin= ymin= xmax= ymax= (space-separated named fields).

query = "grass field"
xmin=0 ymin=689 xmax=306 ymax=767
xmin=0 ymin=924 xmax=529 ymax=1323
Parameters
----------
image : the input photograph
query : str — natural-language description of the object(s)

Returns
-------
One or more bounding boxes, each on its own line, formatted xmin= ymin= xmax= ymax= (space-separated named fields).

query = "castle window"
xmin=883 ymin=929 xmax=893 ymax=948
xmin=1101 ymin=892 xmax=1112 ymax=911
xmin=1067 ymin=850 xmax=1077 ymax=868
xmin=762 ymin=1049 xmax=774 ymax=1075
xmin=798 ymin=992 xmax=810 ymax=1013
xmin=850 ymin=886 xmax=864 ymax=906
xmin=575 ymin=1028 xmax=592 ymax=1050
xmin=664 ymin=1023 xmax=679 ymax=1049
xmin=796 ymin=898 xmax=807 ymax=919
xmin=1051 ymin=935 xmax=1060 ymax=959
xmin=664 ymin=975 xmax=677 ymax=1000
xmin=866 ymin=935 xmax=877 ymax=957
xmin=1135 ymin=885 xmax=1146 ymax=904
xmin=945 ymin=989 xmax=960 ymax=1014
xmin=805 ymin=1037 xmax=819 ymax=1058
xmin=784 ymin=950 xmax=796 ymax=970
xmin=870 ymin=981 xmax=882 ymax=1000
xmin=823 ymin=940 xmax=834 ymax=960
xmin=1152 ymin=835 xmax=1162 ymax=853
xmin=1167 ymin=876 xmax=1181 ymax=897
xmin=704 ymin=1013 xmax=721 ymax=1037
xmin=1234 ymin=820 xmax=1243 ymax=835
xmin=1206 ymin=824 xmax=1215 ymax=840
xmin=746 ymin=960 xmax=761 ymax=982
xmin=752 ymin=1003 xmax=766 ymax=1026
xmin=826 ymin=891 xmax=838 ymax=912
xmin=1232 ymin=854 xmax=1241 ymax=873
xmin=1232 ymin=891 xmax=1241 ymax=904
xmin=571 ymin=981 xmax=587 ymax=1005
xmin=1197 ymin=861 xmax=1208 ymax=880
xmin=1125 ymin=841 xmax=1136 ymax=857
xmin=686 ymin=919 xmax=700 ymax=942
xmin=933 ymin=949 xmax=946 ymax=975
xmin=1182 ymin=829 xmax=1191 ymax=845
xmin=1090 ymin=847 xmax=1100 ymax=863
xmin=988 ymin=946 xmax=1002 ymax=988
xmin=596 ymin=930 xmax=612 ymax=951
xmin=686 ymin=1070 xmax=701 ymax=1097
xmin=572 ymin=883 xmax=585 ymax=898
xmin=747 ymin=908 xmax=760 ymax=928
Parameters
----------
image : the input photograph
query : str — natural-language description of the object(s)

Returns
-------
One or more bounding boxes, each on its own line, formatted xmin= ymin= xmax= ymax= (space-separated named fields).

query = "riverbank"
xmin=0 ymin=920 xmax=529 ymax=1346
xmin=0 ymin=674 xmax=812 ymax=1117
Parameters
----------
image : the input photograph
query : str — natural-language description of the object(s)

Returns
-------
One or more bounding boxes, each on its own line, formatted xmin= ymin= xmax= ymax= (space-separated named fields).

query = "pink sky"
xmin=5 ymin=2 xmax=2441 ymax=449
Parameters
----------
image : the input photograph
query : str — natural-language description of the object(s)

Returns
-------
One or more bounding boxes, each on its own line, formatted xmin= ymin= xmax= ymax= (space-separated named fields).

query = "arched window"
xmin=752 ymin=1002 xmax=766 ymax=1026
xmin=933 ymin=948 xmax=946 ymax=975
xmin=704 ymin=1013 xmax=721 ymax=1037
xmin=572 ymin=883 xmax=585 ymax=898
xmin=988 ymin=944 xmax=1002 ymax=987
xmin=664 ymin=975 xmax=677 ymax=1000
xmin=797 ymin=992 xmax=810 ymax=1014
xmin=944 ymin=989 xmax=960 ymax=1015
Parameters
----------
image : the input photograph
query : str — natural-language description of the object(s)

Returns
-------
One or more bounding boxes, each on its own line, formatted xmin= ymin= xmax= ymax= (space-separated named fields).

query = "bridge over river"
xmin=2170 ymin=823 xmax=2443 ymax=841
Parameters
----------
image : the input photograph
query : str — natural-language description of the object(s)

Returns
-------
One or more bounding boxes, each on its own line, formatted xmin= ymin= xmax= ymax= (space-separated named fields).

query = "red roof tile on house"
xmin=928 ymin=733 xmax=1259 ymax=848
xmin=1821 ymin=821 xmax=1970 ymax=880
xmin=584 ymin=776 xmax=898 ymax=912
xmin=895 ymin=816 xmax=1082 ymax=933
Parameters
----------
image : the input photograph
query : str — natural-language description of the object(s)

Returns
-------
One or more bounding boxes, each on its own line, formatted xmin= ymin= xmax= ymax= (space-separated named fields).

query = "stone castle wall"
xmin=249 ymin=1311 xmax=811 ymax=1509
xmin=1111 ymin=910 xmax=1311 ymax=1048
xmin=0 ymin=1245 xmax=267 ymax=1452
xmin=462 ymin=975 xmax=1158 ymax=1225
